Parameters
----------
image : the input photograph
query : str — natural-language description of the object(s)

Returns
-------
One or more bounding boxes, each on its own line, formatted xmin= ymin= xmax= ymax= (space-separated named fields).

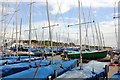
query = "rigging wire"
xmin=81 ymin=1 xmax=90 ymax=49
xmin=4 ymin=0 xmax=22 ymax=34
xmin=55 ymin=0 xmax=78 ymax=44
xmin=33 ymin=2 xmax=49 ymax=43
xmin=88 ymin=2 xmax=96 ymax=49
xmin=53 ymin=0 xmax=63 ymax=24
xmin=55 ymin=0 xmax=68 ymax=31
xmin=97 ymin=22 xmax=103 ymax=49
xmin=54 ymin=0 xmax=68 ymax=45
xmin=92 ymin=16 xmax=101 ymax=49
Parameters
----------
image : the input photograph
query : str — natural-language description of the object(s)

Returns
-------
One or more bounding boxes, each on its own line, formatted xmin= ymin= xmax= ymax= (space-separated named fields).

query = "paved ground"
xmin=108 ymin=65 xmax=118 ymax=78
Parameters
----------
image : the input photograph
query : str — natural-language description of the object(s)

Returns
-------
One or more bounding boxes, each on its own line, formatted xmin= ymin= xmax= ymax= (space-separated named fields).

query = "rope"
xmin=32 ymin=51 xmax=45 ymax=80
xmin=53 ymin=0 xmax=63 ymax=24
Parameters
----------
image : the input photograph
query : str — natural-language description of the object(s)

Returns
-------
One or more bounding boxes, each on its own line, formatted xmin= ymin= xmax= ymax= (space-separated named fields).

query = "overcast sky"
xmin=0 ymin=0 xmax=119 ymax=48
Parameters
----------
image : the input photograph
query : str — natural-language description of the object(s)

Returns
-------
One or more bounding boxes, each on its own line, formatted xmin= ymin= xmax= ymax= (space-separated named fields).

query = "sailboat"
xmin=61 ymin=49 xmax=108 ymax=60
xmin=1 ymin=0 xmax=78 ymax=79
xmin=58 ymin=2 xmax=109 ymax=79
xmin=61 ymin=1 xmax=108 ymax=60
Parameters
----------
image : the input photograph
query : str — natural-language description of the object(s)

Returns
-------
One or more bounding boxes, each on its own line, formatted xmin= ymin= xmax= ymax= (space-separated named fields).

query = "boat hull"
xmin=61 ymin=50 xmax=108 ymax=60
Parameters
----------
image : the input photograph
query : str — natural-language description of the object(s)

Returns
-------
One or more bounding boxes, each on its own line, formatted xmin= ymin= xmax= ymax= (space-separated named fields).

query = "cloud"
xmin=0 ymin=0 xmax=119 ymax=48
xmin=2 ymin=0 xmax=119 ymax=15
xmin=48 ymin=0 xmax=119 ymax=15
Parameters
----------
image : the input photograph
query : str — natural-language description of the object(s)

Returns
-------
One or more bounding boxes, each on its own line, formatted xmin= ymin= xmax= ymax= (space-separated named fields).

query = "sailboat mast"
xmin=29 ymin=0 xmax=32 ymax=63
xmin=97 ymin=23 xmax=103 ymax=49
xmin=78 ymin=0 xmax=82 ymax=70
xmin=42 ymin=27 xmax=45 ymax=46
xmin=67 ymin=27 xmax=70 ymax=47
xmin=81 ymin=2 xmax=89 ymax=49
xmin=77 ymin=32 xmax=78 ymax=45
xmin=101 ymin=32 xmax=105 ymax=48
xmin=2 ymin=1 xmax=5 ymax=53
xmin=1 ymin=0 xmax=4 ymax=50
xmin=16 ymin=0 xmax=18 ymax=58
xmin=117 ymin=1 xmax=120 ymax=51
xmin=93 ymin=21 xmax=100 ymax=50
xmin=89 ymin=4 xmax=96 ymax=50
xmin=10 ymin=23 xmax=13 ymax=48
xmin=59 ymin=33 xmax=61 ymax=47
xmin=12 ymin=23 xmax=14 ymax=47
xmin=3 ymin=0 xmax=8 ymax=53
xmin=62 ymin=31 xmax=65 ymax=47
xmin=19 ymin=18 xmax=22 ymax=47
xmin=46 ymin=0 xmax=53 ymax=64
xmin=56 ymin=32 xmax=58 ymax=49
xmin=114 ymin=2 xmax=118 ymax=50
xmin=35 ymin=29 xmax=38 ymax=45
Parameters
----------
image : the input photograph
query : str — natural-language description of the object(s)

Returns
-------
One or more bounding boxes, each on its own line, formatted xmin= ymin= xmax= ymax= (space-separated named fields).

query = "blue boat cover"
xmin=57 ymin=60 xmax=108 ymax=80
xmin=0 ymin=57 xmax=41 ymax=66
xmin=0 ymin=59 xmax=51 ymax=77
xmin=2 ymin=59 xmax=77 ymax=80
xmin=110 ymin=73 xmax=120 ymax=80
